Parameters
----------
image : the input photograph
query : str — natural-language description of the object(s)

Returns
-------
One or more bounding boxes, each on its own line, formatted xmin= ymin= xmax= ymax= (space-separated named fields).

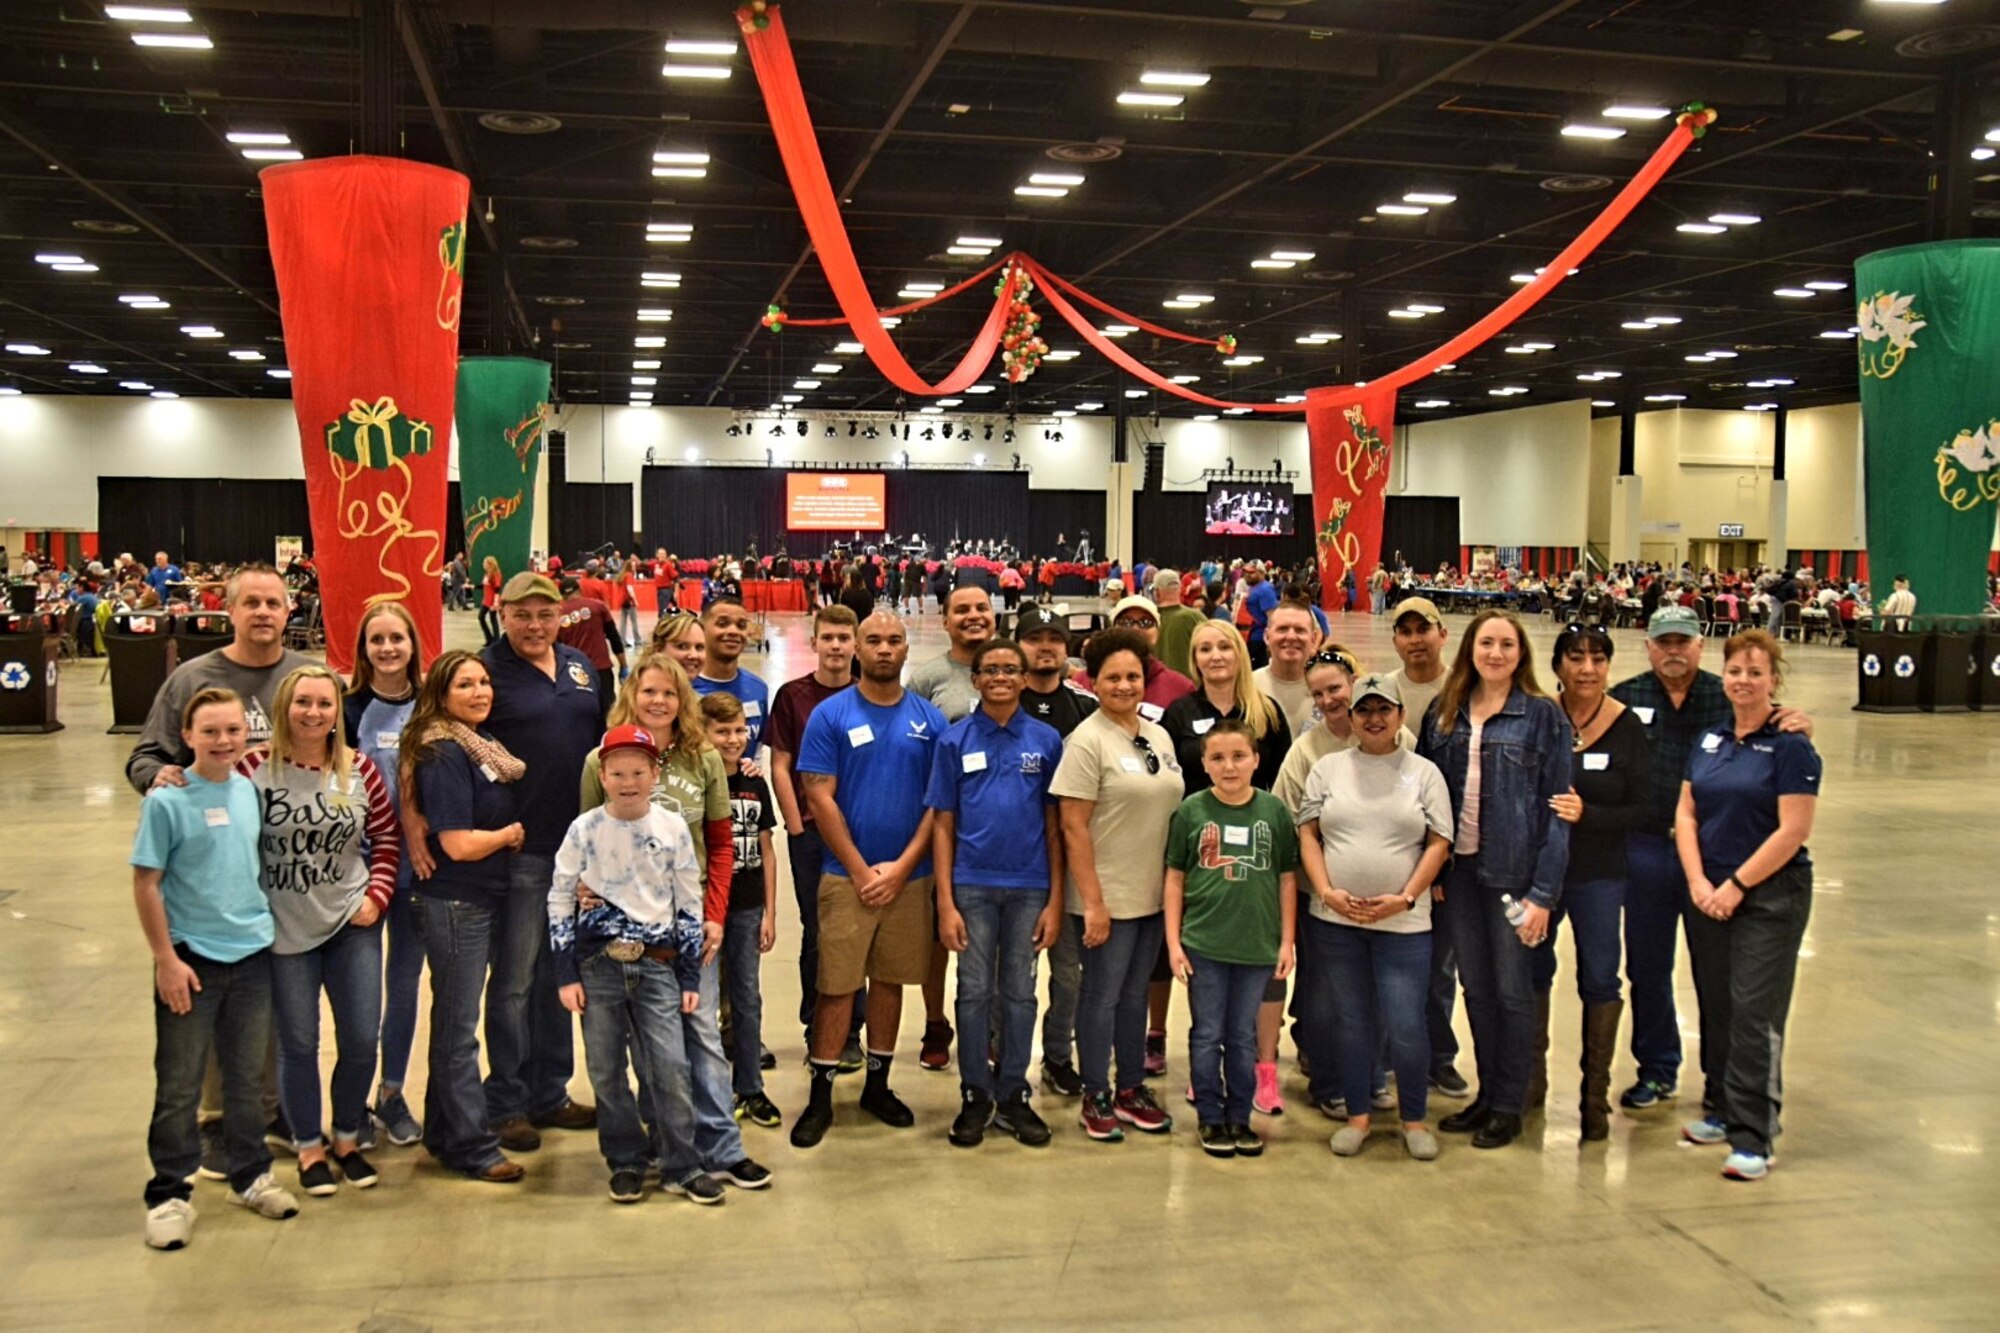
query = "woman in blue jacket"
xmin=1418 ymin=611 xmax=1572 ymax=1149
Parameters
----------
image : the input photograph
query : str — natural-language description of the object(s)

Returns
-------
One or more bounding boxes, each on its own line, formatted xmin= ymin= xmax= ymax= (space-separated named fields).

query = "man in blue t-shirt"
xmin=790 ymin=610 xmax=946 ymax=1149
xmin=1241 ymin=562 xmax=1280 ymax=668
xmin=693 ymin=597 xmax=771 ymax=752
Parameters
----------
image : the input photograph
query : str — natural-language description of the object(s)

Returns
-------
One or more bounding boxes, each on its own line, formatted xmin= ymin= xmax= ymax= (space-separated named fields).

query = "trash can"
xmin=0 ymin=618 xmax=62 ymax=733
xmin=1970 ymin=623 xmax=2000 ymax=711
xmin=1917 ymin=616 xmax=1978 ymax=713
xmin=1853 ymin=617 xmax=1923 ymax=713
xmin=105 ymin=611 xmax=177 ymax=734
xmin=172 ymin=611 xmax=234 ymax=665
xmin=8 ymin=581 xmax=36 ymax=616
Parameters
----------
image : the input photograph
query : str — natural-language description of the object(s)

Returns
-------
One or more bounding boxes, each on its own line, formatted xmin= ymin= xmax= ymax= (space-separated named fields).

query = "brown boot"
xmin=1524 ymin=990 xmax=1552 ymax=1110
xmin=1580 ymin=999 xmax=1623 ymax=1141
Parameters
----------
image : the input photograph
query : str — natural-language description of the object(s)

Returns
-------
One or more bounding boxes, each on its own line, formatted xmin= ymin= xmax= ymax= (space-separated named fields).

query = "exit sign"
xmin=1718 ymin=523 xmax=1745 ymax=538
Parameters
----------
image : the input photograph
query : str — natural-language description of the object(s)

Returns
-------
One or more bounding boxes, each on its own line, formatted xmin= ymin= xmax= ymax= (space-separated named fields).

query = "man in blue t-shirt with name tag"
xmin=693 ymin=598 xmax=771 ymax=752
xmin=790 ymin=611 xmax=946 ymax=1150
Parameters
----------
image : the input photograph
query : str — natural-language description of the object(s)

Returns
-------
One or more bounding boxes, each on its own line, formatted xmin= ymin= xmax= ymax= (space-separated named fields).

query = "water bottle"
xmin=1502 ymin=894 xmax=1527 ymax=927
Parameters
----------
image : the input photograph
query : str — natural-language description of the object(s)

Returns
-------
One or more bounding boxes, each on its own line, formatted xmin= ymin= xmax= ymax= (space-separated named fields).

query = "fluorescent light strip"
xmin=1677 ymin=222 xmax=1727 ymax=235
xmin=652 ymin=151 xmax=710 ymax=165
xmin=1028 ymin=173 xmax=1085 ymax=187
xmin=34 ymin=253 xmax=84 ymax=265
xmin=1709 ymin=213 xmax=1762 ymax=226
xmin=1561 ymin=124 xmax=1625 ymax=140
xmin=1013 ymin=186 xmax=1067 ymax=198
xmin=1403 ymin=192 xmax=1457 ymax=206
xmin=661 ymin=63 xmax=731 ymax=79
xmin=1117 ymin=91 xmax=1184 ymax=108
xmin=664 ymin=40 xmax=739 ymax=56
xmin=1269 ymin=249 xmax=1315 ymax=262
xmin=226 ymin=131 xmax=291 ymax=145
xmin=956 ymin=235 xmax=1002 ymax=248
xmin=1377 ymin=204 xmax=1429 ymax=216
xmin=243 ymin=149 xmax=303 ymax=161
xmin=1251 ymin=259 xmax=1294 ymax=269
xmin=1139 ymin=70 xmax=1210 ymax=87
xmin=132 ymin=32 xmax=212 ymax=49
xmin=1603 ymin=104 xmax=1671 ymax=120
xmin=106 ymin=5 xmax=193 ymax=20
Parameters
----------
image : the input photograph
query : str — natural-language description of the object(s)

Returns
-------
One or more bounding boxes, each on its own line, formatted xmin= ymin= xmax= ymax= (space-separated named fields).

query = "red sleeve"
xmin=702 ymin=817 xmax=735 ymax=923
xmin=359 ymin=756 xmax=402 ymax=909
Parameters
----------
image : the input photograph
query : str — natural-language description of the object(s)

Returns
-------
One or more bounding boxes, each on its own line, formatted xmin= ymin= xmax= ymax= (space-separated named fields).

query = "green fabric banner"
xmin=1856 ymin=239 xmax=2000 ymax=616
xmin=455 ymin=357 xmax=549 ymax=582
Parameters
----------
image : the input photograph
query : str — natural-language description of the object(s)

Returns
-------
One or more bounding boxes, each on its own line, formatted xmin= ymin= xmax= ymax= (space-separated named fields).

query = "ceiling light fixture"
xmin=150 ymin=389 xmax=180 ymax=398
xmin=1013 ymin=186 xmax=1068 ymax=198
xmin=228 ymin=349 xmax=265 ymax=361
xmin=50 ymin=262 xmax=99 ymax=272
xmin=633 ymin=359 xmax=661 ymax=370
xmin=69 ymin=362 xmax=106 ymax=374
xmin=1676 ymin=222 xmax=1728 ymax=235
xmin=240 ymin=148 xmax=303 ymax=162
xmin=1414 ymin=399 xmax=1450 ymax=409
xmin=131 ymin=32 xmax=213 ymax=49
xmin=1709 ymin=212 xmax=1762 ymax=226
xmin=1377 ymin=203 xmax=1429 ymax=216
xmin=1603 ymin=103 xmax=1671 ymax=120
xmin=34 ymin=253 xmax=84 ymax=265
xmin=1773 ymin=287 xmax=1816 ymax=298
xmin=1251 ymin=259 xmax=1295 ymax=270
xmin=956 ymin=235 xmax=1002 ymax=248
xmin=832 ymin=341 xmax=864 ymax=354
xmin=121 ymin=380 xmax=152 ymax=390
xmin=106 ymin=5 xmax=193 ymax=19
xmin=1805 ymin=280 xmax=1849 ymax=292
xmin=1407 ymin=303 xmax=1445 ymax=314
xmin=1029 ymin=172 xmax=1085 ymax=187
xmin=225 ymin=131 xmax=290 ymax=145
xmin=1043 ymin=349 xmax=1079 ymax=361
xmin=634 ymin=335 xmax=666 ymax=348
xmin=1268 ymin=249 xmax=1316 ymax=262
xmin=180 ymin=325 xmax=223 ymax=338
xmin=1561 ymin=123 xmax=1626 ymax=140
xmin=1403 ymin=192 xmax=1457 ymax=206
xmin=1117 ymin=91 xmax=1185 ymax=108
xmin=636 ymin=308 xmax=673 ymax=322
xmin=1644 ymin=315 xmax=1682 ymax=325
xmin=1139 ymin=69 xmax=1210 ymax=87
xmin=661 ymin=62 xmax=731 ymax=79
xmin=664 ymin=39 xmax=739 ymax=56
xmin=1644 ymin=393 xmax=1687 ymax=403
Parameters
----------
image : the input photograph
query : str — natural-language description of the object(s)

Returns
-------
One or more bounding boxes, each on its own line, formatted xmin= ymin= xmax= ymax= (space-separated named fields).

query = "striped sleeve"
xmin=358 ymin=755 xmax=402 ymax=909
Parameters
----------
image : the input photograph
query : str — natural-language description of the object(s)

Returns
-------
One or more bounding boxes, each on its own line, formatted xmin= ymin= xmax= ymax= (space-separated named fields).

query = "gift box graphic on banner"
xmin=261 ymin=155 xmax=469 ymax=673
xmin=455 ymin=357 xmax=550 ymax=583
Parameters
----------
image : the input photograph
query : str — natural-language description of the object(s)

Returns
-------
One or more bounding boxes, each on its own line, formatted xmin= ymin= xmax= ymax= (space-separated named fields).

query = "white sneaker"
xmin=226 ymin=1172 xmax=300 ymax=1220
xmin=144 ymin=1198 xmax=196 ymax=1250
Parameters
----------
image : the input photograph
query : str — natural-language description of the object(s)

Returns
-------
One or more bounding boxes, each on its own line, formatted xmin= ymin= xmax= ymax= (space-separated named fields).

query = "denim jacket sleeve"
xmin=1525 ymin=697 xmax=1572 ymax=910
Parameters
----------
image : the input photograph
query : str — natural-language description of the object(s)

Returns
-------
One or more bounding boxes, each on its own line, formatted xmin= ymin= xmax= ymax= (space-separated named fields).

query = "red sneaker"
xmin=1114 ymin=1086 xmax=1173 ymax=1134
xmin=1079 ymin=1091 xmax=1124 ymax=1142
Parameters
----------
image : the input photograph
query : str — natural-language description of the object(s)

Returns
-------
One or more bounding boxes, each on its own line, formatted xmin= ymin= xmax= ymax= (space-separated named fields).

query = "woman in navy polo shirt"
xmin=400 ymin=649 xmax=528 ymax=1183
xmin=1674 ymin=630 xmax=1820 ymax=1182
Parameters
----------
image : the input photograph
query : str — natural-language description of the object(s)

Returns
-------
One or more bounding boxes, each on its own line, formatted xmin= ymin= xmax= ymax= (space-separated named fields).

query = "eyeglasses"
xmin=975 ymin=663 xmax=1023 ymax=677
xmin=1130 ymin=734 xmax=1162 ymax=775
xmin=1113 ymin=617 xmax=1157 ymax=629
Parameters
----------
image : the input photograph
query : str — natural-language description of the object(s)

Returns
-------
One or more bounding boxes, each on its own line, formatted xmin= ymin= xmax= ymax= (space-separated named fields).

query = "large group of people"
xmin=123 ymin=555 xmax=1827 ymax=1253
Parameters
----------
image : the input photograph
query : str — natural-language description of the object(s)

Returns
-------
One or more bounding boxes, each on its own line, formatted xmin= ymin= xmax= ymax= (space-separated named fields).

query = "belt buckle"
xmin=604 ymin=938 xmax=644 ymax=963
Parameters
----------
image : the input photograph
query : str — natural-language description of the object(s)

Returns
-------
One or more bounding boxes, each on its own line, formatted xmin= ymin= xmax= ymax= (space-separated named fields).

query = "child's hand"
xmin=758 ymin=912 xmax=776 ymax=952
xmin=680 ymin=990 xmax=701 ymax=1014
xmin=155 ymin=956 xmax=202 ymax=1015
xmin=1274 ymin=941 xmax=1296 ymax=981
xmin=559 ymin=982 xmax=586 ymax=1014
xmin=576 ymin=880 xmax=604 ymax=911
xmin=701 ymin=920 xmax=723 ymax=964
xmin=1169 ymin=946 xmax=1193 ymax=984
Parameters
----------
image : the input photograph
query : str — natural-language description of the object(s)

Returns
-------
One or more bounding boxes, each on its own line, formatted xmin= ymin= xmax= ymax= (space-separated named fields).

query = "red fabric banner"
xmin=261 ymin=156 xmax=468 ymax=673
xmin=1306 ymin=386 xmax=1399 ymax=606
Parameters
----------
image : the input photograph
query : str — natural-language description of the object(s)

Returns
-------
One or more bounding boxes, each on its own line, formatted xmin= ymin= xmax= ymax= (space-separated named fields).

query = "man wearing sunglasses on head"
xmin=1068 ymin=596 xmax=1195 ymax=723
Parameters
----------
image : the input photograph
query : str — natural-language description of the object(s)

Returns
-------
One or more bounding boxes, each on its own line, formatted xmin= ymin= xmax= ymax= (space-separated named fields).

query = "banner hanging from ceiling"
xmin=1306 ymin=385 xmax=1398 ymax=605
xmin=1855 ymin=239 xmax=2000 ymax=617
xmin=261 ymin=155 xmax=469 ymax=672
xmin=456 ymin=357 xmax=550 ymax=584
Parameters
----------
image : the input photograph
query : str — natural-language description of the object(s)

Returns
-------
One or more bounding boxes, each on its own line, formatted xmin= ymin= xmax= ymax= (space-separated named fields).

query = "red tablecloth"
xmin=742 ymin=580 xmax=807 ymax=613
xmin=676 ymin=580 xmax=705 ymax=613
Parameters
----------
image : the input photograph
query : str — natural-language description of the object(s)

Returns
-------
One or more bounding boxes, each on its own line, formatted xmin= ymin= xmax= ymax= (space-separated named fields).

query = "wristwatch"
xmin=1725 ymin=873 xmax=1746 ymax=893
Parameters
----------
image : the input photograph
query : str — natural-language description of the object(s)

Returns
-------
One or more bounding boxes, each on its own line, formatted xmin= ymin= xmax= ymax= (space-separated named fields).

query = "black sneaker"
xmin=331 ymin=1148 xmax=378 ymax=1189
xmin=195 ymin=1120 xmax=227 ymax=1181
xmin=664 ymin=1173 xmax=726 ymax=1206
xmin=949 ymin=1090 xmax=995 ymax=1148
xmin=859 ymin=1086 xmax=916 ymax=1128
xmin=836 ymin=1037 xmax=865 ymax=1074
xmin=715 ymin=1158 xmax=772 ymax=1189
xmin=608 ymin=1168 xmax=646 ymax=1204
xmin=1040 ymin=1059 xmax=1084 ymax=1098
xmin=993 ymin=1093 xmax=1052 ymax=1147
xmin=734 ymin=1091 xmax=783 ymax=1129
xmin=1198 ymin=1123 xmax=1236 ymax=1157
xmin=759 ymin=1044 xmax=777 ymax=1072
xmin=790 ymin=1102 xmax=833 ymax=1150
xmin=1620 ymin=1077 xmax=1677 ymax=1110
xmin=1440 ymin=1101 xmax=1491 ymax=1134
xmin=1230 ymin=1123 xmax=1265 ymax=1157
xmin=1429 ymin=1065 xmax=1472 ymax=1098
xmin=297 ymin=1158 xmax=338 ymax=1197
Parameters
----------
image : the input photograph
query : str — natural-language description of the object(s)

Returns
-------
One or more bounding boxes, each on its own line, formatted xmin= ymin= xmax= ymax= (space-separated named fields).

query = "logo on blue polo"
xmin=906 ymin=719 xmax=931 ymax=740
xmin=1019 ymin=752 xmax=1045 ymax=775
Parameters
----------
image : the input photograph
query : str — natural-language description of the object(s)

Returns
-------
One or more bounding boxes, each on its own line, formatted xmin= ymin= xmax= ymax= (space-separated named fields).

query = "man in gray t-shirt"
xmin=905 ymin=585 xmax=992 ymax=723
xmin=126 ymin=566 xmax=313 ymax=794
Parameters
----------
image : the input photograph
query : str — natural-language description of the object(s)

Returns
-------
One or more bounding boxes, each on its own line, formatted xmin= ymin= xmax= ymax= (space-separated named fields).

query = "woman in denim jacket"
xmin=1418 ymin=611 xmax=1571 ymax=1149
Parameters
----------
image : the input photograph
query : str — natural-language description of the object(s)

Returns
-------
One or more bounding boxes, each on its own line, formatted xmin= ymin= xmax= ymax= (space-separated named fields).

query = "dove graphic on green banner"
xmin=1856 ymin=240 xmax=2000 ymax=616
xmin=455 ymin=357 xmax=551 ymax=582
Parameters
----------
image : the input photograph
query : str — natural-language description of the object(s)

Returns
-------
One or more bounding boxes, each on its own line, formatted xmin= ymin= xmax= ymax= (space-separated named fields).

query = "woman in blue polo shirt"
xmin=1674 ymin=630 xmax=1820 ymax=1182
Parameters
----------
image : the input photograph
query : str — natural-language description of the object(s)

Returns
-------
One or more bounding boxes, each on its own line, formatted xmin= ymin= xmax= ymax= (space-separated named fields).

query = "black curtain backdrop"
xmin=1133 ymin=487 xmax=1314 ymax=574
xmin=445 ymin=481 xmax=465 ymax=565
xmin=1381 ymin=495 xmax=1461 ymax=575
xmin=99 ymin=477 xmax=313 ymax=565
xmin=547 ymin=482 xmax=634 ymax=560
xmin=637 ymin=466 xmax=1090 ymax=561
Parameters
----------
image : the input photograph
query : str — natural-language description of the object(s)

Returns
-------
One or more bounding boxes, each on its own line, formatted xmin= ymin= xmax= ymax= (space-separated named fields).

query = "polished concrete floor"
xmin=1 ymin=601 xmax=1995 ymax=1331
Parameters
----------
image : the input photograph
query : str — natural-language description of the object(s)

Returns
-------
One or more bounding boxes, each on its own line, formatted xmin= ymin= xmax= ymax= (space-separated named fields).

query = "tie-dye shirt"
xmin=548 ymin=804 xmax=703 ymax=991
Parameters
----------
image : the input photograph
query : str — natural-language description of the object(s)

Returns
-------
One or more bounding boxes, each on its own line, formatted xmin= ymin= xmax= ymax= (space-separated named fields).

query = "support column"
xmin=1609 ymin=409 xmax=1642 ymax=563
xmin=1929 ymin=68 xmax=1976 ymax=242
xmin=1767 ymin=408 xmax=1788 ymax=568
xmin=359 ymin=0 xmax=398 ymax=157
xmin=1104 ymin=458 xmax=1136 ymax=571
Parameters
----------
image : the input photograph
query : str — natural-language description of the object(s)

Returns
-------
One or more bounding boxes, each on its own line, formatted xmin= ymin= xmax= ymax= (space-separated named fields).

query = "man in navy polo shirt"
xmin=693 ymin=597 xmax=770 ymax=753
xmin=479 ymin=571 xmax=602 ymax=1148
xmin=927 ymin=637 xmax=1064 ymax=1149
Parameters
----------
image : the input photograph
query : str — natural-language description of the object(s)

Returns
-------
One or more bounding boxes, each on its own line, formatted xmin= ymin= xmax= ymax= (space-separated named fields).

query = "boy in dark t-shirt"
xmin=700 ymin=693 xmax=781 ymax=1129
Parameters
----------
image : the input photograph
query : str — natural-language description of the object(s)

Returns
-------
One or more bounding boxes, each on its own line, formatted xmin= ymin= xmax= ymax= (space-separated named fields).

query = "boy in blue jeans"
xmin=133 ymin=687 xmax=300 ymax=1250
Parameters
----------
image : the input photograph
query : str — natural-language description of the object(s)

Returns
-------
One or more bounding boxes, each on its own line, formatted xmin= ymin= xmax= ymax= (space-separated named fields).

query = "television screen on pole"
xmin=1203 ymin=482 xmax=1295 ymax=537
xmin=786 ymin=472 xmax=886 ymax=531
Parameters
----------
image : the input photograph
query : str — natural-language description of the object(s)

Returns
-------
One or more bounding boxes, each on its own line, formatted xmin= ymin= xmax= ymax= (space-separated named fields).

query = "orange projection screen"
xmin=786 ymin=472 xmax=886 ymax=530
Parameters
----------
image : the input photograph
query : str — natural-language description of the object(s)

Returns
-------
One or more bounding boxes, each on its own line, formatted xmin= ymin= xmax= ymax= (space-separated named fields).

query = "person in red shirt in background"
xmin=556 ymin=575 xmax=628 ymax=725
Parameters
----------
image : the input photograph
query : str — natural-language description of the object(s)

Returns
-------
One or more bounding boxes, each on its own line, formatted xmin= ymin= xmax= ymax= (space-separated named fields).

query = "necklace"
xmin=1567 ymin=695 xmax=1606 ymax=751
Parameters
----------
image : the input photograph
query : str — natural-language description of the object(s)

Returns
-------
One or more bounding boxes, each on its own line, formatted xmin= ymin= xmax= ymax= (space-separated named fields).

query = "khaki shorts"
xmin=817 ymin=873 xmax=935 ymax=994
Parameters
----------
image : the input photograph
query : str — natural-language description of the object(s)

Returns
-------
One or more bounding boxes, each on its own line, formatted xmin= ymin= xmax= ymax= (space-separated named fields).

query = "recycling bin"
xmin=105 ymin=611 xmax=176 ymax=734
xmin=1853 ymin=618 xmax=1922 ymax=713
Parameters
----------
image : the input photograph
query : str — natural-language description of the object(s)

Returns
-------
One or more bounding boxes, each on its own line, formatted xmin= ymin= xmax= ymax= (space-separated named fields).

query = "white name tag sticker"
xmin=1138 ymin=702 xmax=1163 ymax=721
xmin=1191 ymin=717 xmax=1216 ymax=736
xmin=847 ymin=724 xmax=875 ymax=748
xmin=1582 ymin=752 xmax=1610 ymax=771
xmin=743 ymin=700 xmax=762 ymax=717
xmin=1632 ymin=706 xmax=1656 ymax=725
xmin=480 ymin=763 xmax=498 ymax=782
xmin=962 ymin=751 xmax=988 ymax=773
xmin=1701 ymin=733 xmax=1723 ymax=751
xmin=1119 ymin=756 xmax=1145 ymax=773
xmin=376 ymin=731 xmax=401 ymax=750
xmin=1222 ymin=824 xmax=1250 ymax=846
xmin=203 ymin=806 xmax=231 ymax=828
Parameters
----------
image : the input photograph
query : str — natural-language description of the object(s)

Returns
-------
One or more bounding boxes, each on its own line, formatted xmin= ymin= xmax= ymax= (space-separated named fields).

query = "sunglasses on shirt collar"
xmin=1130 ymin=733 xmax=1162 ymax=775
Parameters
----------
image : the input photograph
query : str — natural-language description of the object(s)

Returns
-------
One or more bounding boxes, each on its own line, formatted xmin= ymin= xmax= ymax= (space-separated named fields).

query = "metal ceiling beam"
xmin=1074 ymin=0 xmax=1594 ymax=279
xmin=0 ymin=296 xmax=248 ymax=397
xmin=701 ymin=3 xmax=981 ymax=405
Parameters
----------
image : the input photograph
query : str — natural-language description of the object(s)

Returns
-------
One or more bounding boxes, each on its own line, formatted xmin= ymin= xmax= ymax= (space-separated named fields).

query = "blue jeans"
xmin=1185 ymin=948 xmax=1267 ymax=1125
xmin=145 ymin=947 xmax=273 ymax=1206
xmin=1076 ymin=912 xmax=1164 ymax=1095
xmin=578 ymin=949 xmax=701 ymax=1181
xmin=789 ymin=825 xmax=865 ymax=1035
xmin=1532 ymin=877 xmax=1627 ymax=1004
xmin=722 ymin=906 xmax=767 ymax=1097
xmin=484 ymin=852 xmax=576 ymax=1122
xmin=1307 ymin=916 xmax=1432 ymax=1122
xmin=378 ymin=879 xmax=425 ymax=1088
xmin=1427 ymin=926 xmax=1460 ymax=1074
xmin=953 ymin=886 xmax=1043 ymax=1100
xmin=1624 ymin=833 xmax=1686 ymax=1084
xmin=271 ymin=919 xmax=383 ymax=1148
xmin=411 ymin=893 xmax=505 ymax=1174
xmin=1041 ymin=910 xmax=1083 ymax=1066
xmin=682 ymin=956 xmax=747 ymax=1169
xmin=1439 ymin=858 xmax=1538 ymax=1115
